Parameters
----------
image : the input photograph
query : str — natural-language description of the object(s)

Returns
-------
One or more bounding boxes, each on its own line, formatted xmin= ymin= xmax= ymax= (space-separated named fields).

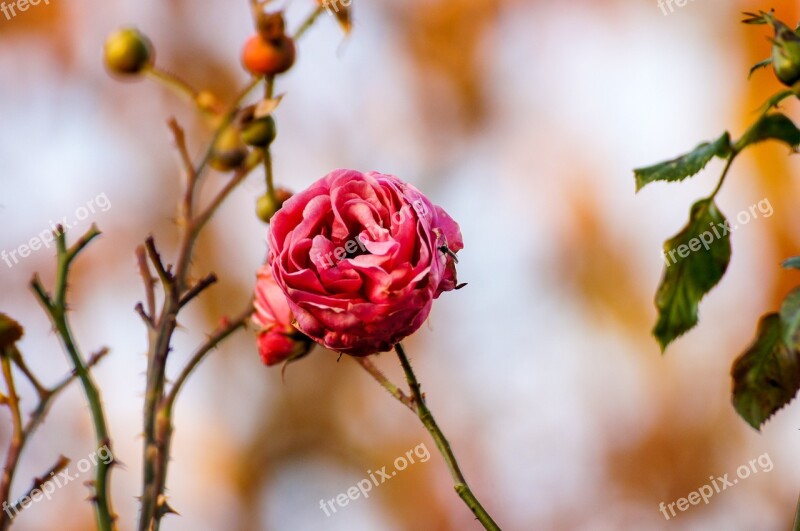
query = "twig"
xmin=165 ymin=303 xmax=254 ymax=410
xmin=167 ymin=119 xmax=197 ymax=225
xmin=144 ymin=237 xmax=172 ymax=288
xmin=178 ymin=273 xmax=218 ymax=308
xmin=8 ymin=346 xmax=47 ymax=398
xmin=136 ymin=246 xmax=156 ymax=320
xmin=0 ymin=349 xmax=24 ymax=531
xmin=7 ymin=456 xmax=70 ymax=517
xmin=353 ymin=356 xmax=414 ymax=411
xmin=294 ymin=6 xmax=325 ymax=40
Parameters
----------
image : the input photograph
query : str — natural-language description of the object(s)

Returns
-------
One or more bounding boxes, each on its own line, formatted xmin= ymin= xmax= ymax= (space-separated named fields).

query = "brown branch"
xmin=178 ymin=273 xmax=218 ymax=308
xmin=136 ymin=245 xmax=156 ymax=323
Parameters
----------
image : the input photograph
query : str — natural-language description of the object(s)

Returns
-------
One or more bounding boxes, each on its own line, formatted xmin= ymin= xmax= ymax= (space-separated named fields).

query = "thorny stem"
xmin=356 ymin=344 xmax=501 ymax=529
xmin=395 ymin=344 xmax=500 ymax=530
xmin=0 ymin=340 xmax=98 ymax=531
xmin=137 ymin=6 xmax=327 ymax=529
xmin=0 ymin=350 xmax=24 ymax=531
xmin=353 ymin=357 xmax=414 ymax=411
xmin=29 ymin=226 xmax=116 ymax=531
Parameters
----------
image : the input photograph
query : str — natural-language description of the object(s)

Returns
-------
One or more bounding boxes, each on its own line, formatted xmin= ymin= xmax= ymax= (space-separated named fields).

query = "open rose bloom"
xmin=262 ymin=169 xmax=463 ymax=356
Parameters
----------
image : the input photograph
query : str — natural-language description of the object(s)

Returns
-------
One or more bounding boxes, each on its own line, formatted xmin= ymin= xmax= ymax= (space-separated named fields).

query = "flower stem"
xmin=393 ymin=343 xmax=501 ymax=530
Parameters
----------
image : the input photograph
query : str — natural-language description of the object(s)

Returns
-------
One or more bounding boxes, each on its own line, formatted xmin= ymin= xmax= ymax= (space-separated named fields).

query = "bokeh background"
xmin=2 ymin=0 xmax=800 ymax=529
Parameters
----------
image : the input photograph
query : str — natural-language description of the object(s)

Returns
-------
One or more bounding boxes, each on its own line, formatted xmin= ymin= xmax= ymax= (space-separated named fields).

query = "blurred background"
xmin=2 ymin=0 xmax=800 ymax=529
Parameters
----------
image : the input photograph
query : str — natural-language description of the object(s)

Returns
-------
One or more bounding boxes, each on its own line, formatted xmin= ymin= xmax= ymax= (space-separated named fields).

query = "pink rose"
xmin=253 ymin=265 xmax=313 ymax=366
xmin=269 ymin=169 xmax=463 ymax=356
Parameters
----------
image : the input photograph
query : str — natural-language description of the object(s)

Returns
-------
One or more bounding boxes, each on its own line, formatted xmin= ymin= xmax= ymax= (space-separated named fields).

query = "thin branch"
xmin=146 ymin=67 xmax=199 ymax=101
xmin=8 ymin=346 xmax=47 ymax=398
xmin=165 ymin=302 xmax=254 ymax=409
xmin=167 ymin=118 xmax=197 ymax=225
xmin=31 ymin=226 xmax=116 ymax=531
xmin=294 ymin=6 xmax=325 ymax=40
xmin=0 ymin=350 xmax=24 ymax=530
xmin=19 ymin=348 xmax=109 ymax=449
xmin=353 ymin=357 xmax=414 ymax=411
xmin=145 ymin=237 xmax=172 ymax=289
xmin=178 ymin=273 xmax=218 ymax=308
xmin=191 ymin=153 xmax=263 ymax=238
xmin=7 ymin=456 xmax=70 ymax=517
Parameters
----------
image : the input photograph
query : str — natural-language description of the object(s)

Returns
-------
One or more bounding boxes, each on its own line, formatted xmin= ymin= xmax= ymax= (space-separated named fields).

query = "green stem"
xmin=31 ymin=226 xmax=116 ymax=531
xmin=263 ymin=75 xmax=277 ymax=203
xmin=146 ymin=67 xmax=199 ymax=102
xmin=708 ymin=153 xmax=737 ymax=200
xmin=294 ymin=6 xmax=325 ymax=40
xmin=393 ymin=344 xmax=501 ymax=530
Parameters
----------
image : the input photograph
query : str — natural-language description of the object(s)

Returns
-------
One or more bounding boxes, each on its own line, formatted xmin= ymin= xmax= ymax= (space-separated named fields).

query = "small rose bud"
xmin=241 ymin=34 xmax=296 ymax=76
xmin=209 ymin=126 xmax=248 ymax=172
xmin=772 ymin=21 xmax=800 ymax=86
xmin=103 ymin=27 xmax=154 ymax=76
xmin=253 ymin=266 xmax=315 ymax=366
xmin=256 ymin=188 xmax=292 ymax=223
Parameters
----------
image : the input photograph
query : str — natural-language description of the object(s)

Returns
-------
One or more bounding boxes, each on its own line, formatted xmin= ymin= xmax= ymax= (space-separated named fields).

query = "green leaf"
xmin=653 ymin=199 xmax=731 ymax=350
xmin=0 ymin=313 xmax=23 ymax=351
xmin=783 ymin=256 xmax=800 ymax=270
xmin=781 ymin=287 xmax=800 ymax=346
xmin=634 ymin=132 xmax=731 ymax=192
xmin=735 ymin=113 xmax=800 ymax=151
xmin=749 ymin=57 xmax=773 ymax=78
xmin=731 ymin=313 xmax=800 ymax=430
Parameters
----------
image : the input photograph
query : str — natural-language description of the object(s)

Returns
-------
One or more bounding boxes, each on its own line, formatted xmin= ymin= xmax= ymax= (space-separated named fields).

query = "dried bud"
xmin=0 ymin=313 xmax=23 ymax=350
xmin=319 ymin=0 xmax=352 ymax=34
xmin=103 ymin=28 xmax=153 ymax=76
xmin=256 ymin=12 xmax=287 ymax=41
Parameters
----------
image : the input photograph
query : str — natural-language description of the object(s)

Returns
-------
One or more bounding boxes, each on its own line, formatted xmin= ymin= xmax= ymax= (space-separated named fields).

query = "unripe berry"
xmin=210 ymin=126 xmax=248 ymax=172
xmin=104 ymin=28 xmax=153 ymax=76
xmin=239 ymin=105 xmax=277 ymax=147
xmin=241 ymin=34 xmax=296 ymax=76
xmin=256 ymin=188 xmax=292 ymax=223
